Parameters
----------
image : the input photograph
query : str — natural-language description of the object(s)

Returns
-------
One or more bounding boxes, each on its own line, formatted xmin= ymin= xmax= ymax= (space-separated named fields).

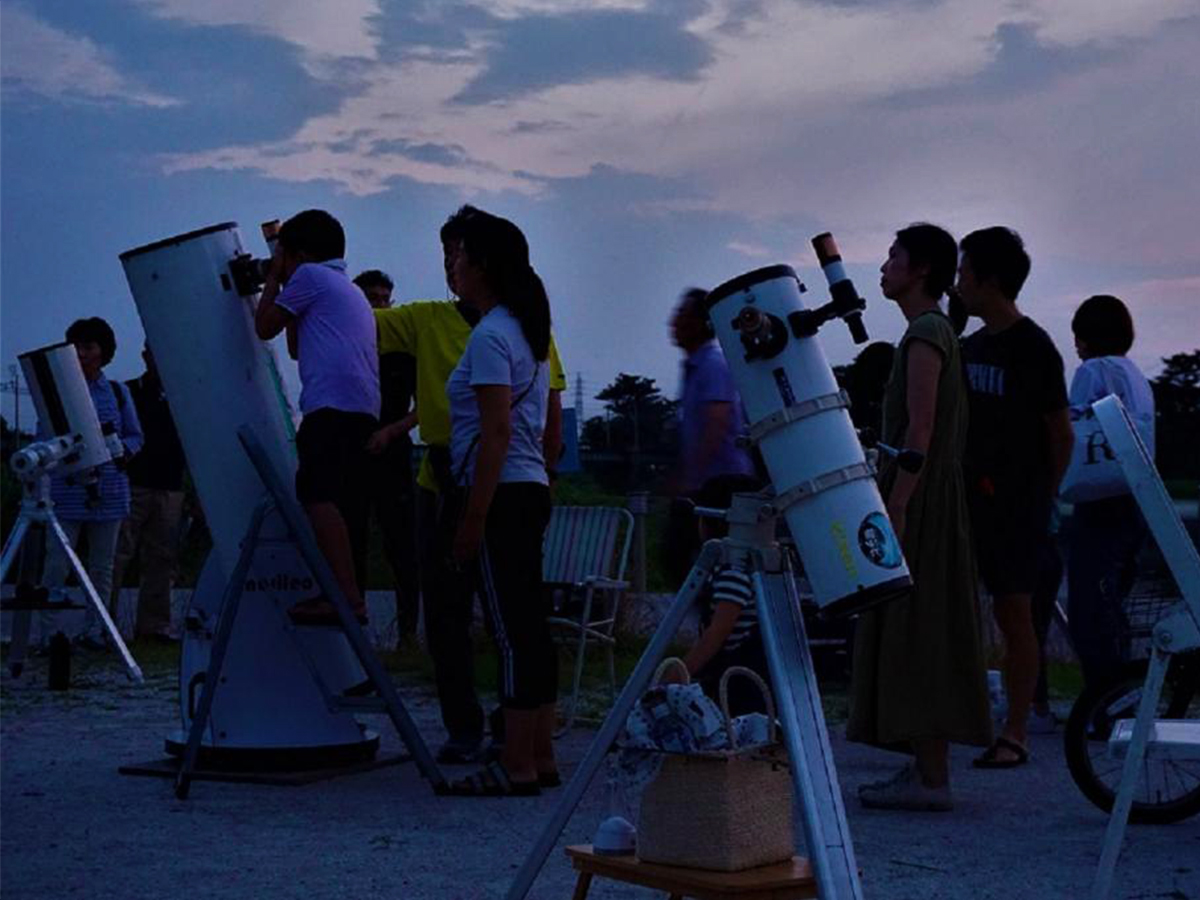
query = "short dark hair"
xmin=894 ymin=223 xmax=957 ymax=299
xmin=959 ymin=226 xmax=1030 ymax=301
xmin=677 ymin=287 xmax=713 ymax=337
xmin=1072 ymin=294 xmax=1134 ymax=356
xmin=277 ymin=209 xmax=345 ymax=262
xmin=65 ymin=317 xmax=116 ymax=365
xmin=353 ymin=269 xmax=394 ymax=291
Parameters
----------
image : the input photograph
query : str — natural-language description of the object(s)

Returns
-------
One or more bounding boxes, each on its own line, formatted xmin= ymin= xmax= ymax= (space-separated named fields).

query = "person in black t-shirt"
xmin=355 ymin=269 xmax=421 ymax=641
xmin=112 ymin=344 xmax=187 ymax=640
xmin=957 ymin=227 xmax=1074 ymax=768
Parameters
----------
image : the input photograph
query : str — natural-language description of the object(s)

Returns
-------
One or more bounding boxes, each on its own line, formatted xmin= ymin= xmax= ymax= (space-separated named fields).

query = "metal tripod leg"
xmin=0 ymin=515 xmax=31 ymax=583
xmin=236 ymin=427 xmax=446 ymax=792
xmin=175 ymin=499 xmax=270 ymax=800
xmin=755 ymin=569 xmax=862 ymax=899
xmin=505 ymin=542 xmax=724 ymax=900
xmin=45 ymin=515 xmax=143 ymax=683
xmin=1090 ymin=645 xmax=1171 ymax=900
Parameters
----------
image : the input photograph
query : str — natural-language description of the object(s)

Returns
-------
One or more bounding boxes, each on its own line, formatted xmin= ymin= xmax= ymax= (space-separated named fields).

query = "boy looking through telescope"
xmin=254 ymin=209 xmax=380 ymax=625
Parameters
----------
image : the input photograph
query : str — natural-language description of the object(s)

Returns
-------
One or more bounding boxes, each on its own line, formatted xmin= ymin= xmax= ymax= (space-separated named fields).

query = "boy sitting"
xmin=662 ymin=474 xmax=768 ymax=716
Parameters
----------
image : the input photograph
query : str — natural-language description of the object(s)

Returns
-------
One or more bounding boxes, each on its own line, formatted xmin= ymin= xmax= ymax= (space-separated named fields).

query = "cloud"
xmin=727 ymin=240 xmax=771 ymax=258
xmin=0 ymin=5 xmax=178 ymax=107
xmin=158 ymin=0 xmax=1200 ymax=273
xmin=129 ymin=0 xmax=382 ymax=63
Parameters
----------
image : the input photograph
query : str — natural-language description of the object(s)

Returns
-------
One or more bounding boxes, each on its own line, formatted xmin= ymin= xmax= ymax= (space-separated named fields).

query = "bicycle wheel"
xmin=1064 ymin=656 xmax=1200 ymax=824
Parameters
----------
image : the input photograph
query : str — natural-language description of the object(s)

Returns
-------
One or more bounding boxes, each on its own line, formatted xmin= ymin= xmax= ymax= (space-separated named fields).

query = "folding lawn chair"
xmin=543 ymin=505 xmax=634 ymax=736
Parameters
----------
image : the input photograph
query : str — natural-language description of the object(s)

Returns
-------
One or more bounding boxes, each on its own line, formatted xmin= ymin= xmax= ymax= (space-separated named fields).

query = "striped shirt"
xmin=702 ymin=564 xmax=758 ymax=652
xmin=48 ymin=373 xmax=143 ymax=521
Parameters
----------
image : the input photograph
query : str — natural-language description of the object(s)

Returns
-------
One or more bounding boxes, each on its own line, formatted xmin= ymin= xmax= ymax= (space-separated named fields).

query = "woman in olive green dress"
xmin=847 ymin=223 xmax=992 ymax=811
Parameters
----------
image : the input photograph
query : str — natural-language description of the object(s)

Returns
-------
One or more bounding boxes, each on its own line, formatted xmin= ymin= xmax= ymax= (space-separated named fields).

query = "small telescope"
xmin=0 ymin=343 xmax=141 ymax=681
xmin=13 ymin=343 xmax=125 ymax=481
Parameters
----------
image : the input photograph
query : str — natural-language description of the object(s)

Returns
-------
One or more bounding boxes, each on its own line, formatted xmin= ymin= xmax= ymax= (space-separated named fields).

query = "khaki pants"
xmin=112 ymin=487 xmax=185 ymax=637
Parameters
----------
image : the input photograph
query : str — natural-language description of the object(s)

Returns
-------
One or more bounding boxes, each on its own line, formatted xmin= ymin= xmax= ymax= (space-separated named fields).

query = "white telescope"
xmin=704 ymin=236 xmax=911 ymax=617
xmin=16 ymin=343 xmax=122 ymax=478
xmin=120 ymin=223 xmax=373 ymax=767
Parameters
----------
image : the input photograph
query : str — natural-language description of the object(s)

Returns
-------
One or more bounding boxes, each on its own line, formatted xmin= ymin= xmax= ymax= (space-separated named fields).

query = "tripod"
xmin=1 ymin=472 xmax=143 ymax=682
xmin=507 ymin=491 xmax=863 ymax=899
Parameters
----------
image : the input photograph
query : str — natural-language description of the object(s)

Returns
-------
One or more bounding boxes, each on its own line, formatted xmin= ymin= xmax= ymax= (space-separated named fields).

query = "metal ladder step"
xmin=1108 ymin=720 xmax=1200 ymax=761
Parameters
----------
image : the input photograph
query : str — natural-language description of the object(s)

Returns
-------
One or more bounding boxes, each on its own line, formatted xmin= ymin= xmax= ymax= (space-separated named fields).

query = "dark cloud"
xmin=452 ymin=6 xmax=713 ymax=105
xmin=17 ymin=0 xmax=356 ymax=150
xmin=879 ymin=22 xmax=1127 ymax=108
xmin=367 ymin=139 xmax=469 ymax=166
xmin=511 ymin=119 xmax=573 ymax=134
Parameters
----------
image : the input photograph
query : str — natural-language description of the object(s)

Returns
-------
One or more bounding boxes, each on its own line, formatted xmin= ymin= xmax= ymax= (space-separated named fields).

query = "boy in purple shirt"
xmin=255 ymin=209 xmax=380 ymax=624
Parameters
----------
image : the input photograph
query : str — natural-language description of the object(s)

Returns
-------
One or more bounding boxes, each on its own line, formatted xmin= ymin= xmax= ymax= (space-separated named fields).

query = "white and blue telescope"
xmin=703 ymin=233 xmax=911 ymax=617
xmin=120 ymin=223 xmax=375 ymax=768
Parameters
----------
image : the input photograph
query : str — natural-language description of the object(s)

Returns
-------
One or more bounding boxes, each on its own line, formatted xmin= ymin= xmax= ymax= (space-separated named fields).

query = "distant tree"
xmin=1151 ymin=349 xmax=1200 ymax=480
xmin=582 ymin=374 xmax=677 ymax=456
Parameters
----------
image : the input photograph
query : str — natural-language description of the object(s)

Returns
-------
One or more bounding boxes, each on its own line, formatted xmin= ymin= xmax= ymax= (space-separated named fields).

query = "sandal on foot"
xmin=446 ymin=761 xmax=541 ymax=797
xmin=972 ymin=736 xmax=1029 ymax=769
xmin=288 ymin=597 xmax=368 ymax=627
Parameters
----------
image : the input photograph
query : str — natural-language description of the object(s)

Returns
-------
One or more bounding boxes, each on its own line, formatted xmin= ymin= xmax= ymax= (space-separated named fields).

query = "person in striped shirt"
xmin=40 ymin=317 xmax=143 ymax=649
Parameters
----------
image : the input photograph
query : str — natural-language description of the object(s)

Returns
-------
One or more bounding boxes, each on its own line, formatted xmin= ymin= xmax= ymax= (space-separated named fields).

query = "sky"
xmin=2 ymin=0 xmax=1198 ymax=433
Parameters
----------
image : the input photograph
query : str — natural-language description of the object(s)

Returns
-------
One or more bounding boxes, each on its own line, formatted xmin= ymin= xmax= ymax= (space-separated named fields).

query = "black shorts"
xmin=294 ymin=408 xmax=377 ymax=507
xmin=969 ymin=490 xmax=1053 ymax=598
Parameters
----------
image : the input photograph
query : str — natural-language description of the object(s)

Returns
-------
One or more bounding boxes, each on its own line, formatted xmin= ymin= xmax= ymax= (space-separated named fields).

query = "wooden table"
xmin=565 ymin=845 xmax=817 ymax=899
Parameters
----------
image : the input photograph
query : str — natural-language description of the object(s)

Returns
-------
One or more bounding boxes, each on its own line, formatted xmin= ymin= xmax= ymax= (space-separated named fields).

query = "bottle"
xmin=48 ymin=631 xmax=71 ymax=691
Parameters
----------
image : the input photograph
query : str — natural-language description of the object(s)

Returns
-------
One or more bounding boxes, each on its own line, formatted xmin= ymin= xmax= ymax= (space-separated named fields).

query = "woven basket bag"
xmin=636 ymin=661 xmax=794 ymax=871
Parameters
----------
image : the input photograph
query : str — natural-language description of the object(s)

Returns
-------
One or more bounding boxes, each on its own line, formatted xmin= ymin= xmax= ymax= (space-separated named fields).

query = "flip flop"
xmin=445 ymin=761 xmax=541 ymax=797
xmin=972 ymin=735 xmax=1030 ymax=769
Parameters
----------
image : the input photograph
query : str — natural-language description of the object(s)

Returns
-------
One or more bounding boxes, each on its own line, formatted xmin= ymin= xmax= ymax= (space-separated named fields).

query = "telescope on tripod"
xmin=1 ymin=343 xmax=143 ymax=681
xmin=510 ymin=232 xmax=910 ymax=900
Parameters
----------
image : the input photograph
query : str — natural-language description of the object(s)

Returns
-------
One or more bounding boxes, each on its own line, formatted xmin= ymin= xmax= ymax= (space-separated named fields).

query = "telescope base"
xmin=164 ymin=729 xmax=380 ymax=772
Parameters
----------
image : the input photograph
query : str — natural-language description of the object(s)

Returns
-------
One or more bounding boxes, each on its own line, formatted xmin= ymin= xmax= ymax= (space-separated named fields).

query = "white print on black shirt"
xmin=966 ymin=363 xmax=1005 ymax=396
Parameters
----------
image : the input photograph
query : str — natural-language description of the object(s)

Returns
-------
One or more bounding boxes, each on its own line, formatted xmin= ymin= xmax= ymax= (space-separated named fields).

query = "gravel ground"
xmin=2 ymin=648 xmax=1198 ymax=900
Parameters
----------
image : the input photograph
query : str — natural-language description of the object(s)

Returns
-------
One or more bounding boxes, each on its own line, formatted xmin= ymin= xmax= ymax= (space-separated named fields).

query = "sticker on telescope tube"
xmin=858 ymin=512 xmax=903 ymax=569
xmin=773 ymin=368 xmax=797 ymax=407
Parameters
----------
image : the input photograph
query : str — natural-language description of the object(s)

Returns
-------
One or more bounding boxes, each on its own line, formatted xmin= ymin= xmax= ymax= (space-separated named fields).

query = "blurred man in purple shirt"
xmin=664 ymin=288 xmax=756 ymax=584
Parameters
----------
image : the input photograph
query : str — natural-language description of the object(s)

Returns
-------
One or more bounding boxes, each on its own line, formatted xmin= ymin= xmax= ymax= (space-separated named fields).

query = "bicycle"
xmin=1062 ymin=572 xmax=1200 ymax=823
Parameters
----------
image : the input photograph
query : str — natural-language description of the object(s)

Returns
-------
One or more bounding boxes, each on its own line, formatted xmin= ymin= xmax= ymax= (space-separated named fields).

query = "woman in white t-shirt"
xmin=442 ymin=206 xmax=557 ymax=797
xmin=1066 ymin=294 xmax=1155 ymax=693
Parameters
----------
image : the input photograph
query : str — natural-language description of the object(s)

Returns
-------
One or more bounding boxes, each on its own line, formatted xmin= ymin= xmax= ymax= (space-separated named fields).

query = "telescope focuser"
xmin=790 ymin=232 xmax=870 ymax=345
xmin=733 ymin=306 xmax=790 ymax=361
xmin=228 ymin=253 xmax=268 ymax=297
xmin=227 ymin=220 xmax=282 ymax=297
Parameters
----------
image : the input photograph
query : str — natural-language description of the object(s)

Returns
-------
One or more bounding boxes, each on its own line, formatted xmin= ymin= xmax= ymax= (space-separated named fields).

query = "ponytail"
xmin=504 ymin=266 xmax=550 ymax=362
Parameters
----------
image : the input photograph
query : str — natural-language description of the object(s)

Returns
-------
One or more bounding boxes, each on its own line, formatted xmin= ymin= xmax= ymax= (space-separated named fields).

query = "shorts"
xmin=294 ymin=408 xmax=377 ymax=507
xmin=969 ymin=489 xmax=1053 ymax=598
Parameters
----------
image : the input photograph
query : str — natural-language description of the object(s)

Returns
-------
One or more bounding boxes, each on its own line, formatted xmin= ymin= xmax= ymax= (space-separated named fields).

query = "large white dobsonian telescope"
xmin=120 ymin=224 xmax=375 ymax=768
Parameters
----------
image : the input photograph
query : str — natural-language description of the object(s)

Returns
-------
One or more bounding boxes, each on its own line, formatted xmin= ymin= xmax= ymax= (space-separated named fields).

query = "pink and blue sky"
xmin=3 ymin=0 xmax=1197 ymax=425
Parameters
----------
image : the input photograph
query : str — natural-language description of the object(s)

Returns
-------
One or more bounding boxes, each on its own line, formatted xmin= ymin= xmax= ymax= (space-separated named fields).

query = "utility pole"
xmin=574 ymin=374 xmax=583 ymax=442
xmin=2 ymin=364 xmax=30 ymax=445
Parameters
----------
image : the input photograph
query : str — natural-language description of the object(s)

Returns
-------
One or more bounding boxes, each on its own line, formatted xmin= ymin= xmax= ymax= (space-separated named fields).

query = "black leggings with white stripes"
xmin=471 ymin=482 xmax=556 ymax=710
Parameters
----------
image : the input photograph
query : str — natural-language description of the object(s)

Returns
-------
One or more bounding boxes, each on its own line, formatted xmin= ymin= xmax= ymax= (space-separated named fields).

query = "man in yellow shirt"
xmin=374 ymin=226 xmax=565 ymax=762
